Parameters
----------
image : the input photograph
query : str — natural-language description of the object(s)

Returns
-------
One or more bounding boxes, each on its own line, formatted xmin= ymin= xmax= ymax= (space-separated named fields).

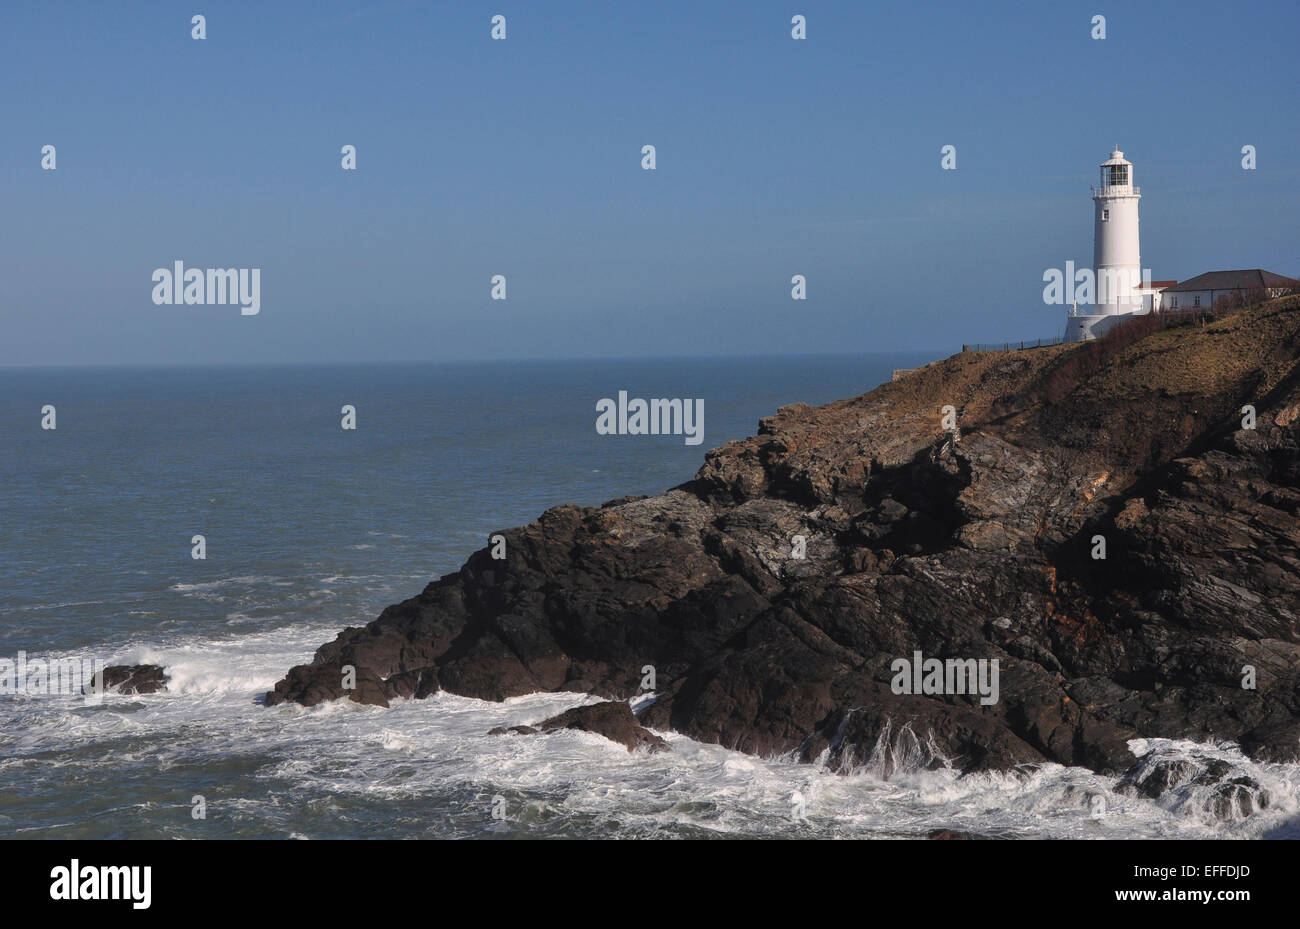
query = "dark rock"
xmin=489 ymin=702 xmax=668 ymax=753
xmin=1117 ymin=758 xmax=1195 ymax=800
xmin=92 ymin=665 xmax=168 ymax=695
xmin=533 ymin=701 xmax=669 ymax=753
xmin=265 ymin=297 xmax=1300 ymax=777
xmin=1116 ymin=753 xmax=1272 ymax=821
xmin=806 ymin=686 xmax=1046 ymax=775
xmin=1240 ymin=717 xmax=1300 ymax=763
xmin=265 ymin=662 xmax=390 ymax=707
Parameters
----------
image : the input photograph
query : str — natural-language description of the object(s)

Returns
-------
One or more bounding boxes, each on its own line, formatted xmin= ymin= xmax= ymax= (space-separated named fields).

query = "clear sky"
xmin=4 ymin=0 xmax=1298 ymax=366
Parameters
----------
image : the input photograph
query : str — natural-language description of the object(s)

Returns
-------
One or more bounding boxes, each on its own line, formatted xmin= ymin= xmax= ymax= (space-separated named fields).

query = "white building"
xmin=1056 ymin=150 xmax=1299 ymax=341
xmin=1161 ymin=269 xmax=1300 ymax=311
xmin=1136 ymin=279 xmax=1176 ymax=312
xmin=1064 ymin=148 xmax=1153 ymax=342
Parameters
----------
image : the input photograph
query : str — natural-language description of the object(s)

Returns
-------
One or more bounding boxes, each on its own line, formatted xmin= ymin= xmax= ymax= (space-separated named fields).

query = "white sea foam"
xmin=170 ymin=575 xmax=282 ymax=593
xmin=4 ymin=627 xmax=1299 ymax=839
xmin=10 ymin=599 xmax=108 ymax=613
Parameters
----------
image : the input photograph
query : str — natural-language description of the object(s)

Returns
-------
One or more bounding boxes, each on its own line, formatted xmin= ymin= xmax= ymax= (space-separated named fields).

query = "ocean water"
xmin=1 ymin=356 xmax=1297 ymax=839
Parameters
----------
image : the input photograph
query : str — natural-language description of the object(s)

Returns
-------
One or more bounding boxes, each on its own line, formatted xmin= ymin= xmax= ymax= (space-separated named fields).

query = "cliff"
xmin=265 ymin=297 xmax=1300 ymax=792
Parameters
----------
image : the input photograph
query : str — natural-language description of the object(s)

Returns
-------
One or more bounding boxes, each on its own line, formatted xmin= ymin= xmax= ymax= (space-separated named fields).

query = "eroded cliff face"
xmin=266 ymin=297 xmax=1300 ymax=782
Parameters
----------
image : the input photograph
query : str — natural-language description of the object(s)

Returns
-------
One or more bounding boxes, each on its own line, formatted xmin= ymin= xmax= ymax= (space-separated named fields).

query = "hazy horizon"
xmin=0 ymin=347 xmax=940 ymax=372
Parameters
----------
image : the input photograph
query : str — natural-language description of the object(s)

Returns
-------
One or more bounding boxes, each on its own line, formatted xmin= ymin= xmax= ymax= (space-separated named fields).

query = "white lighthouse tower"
xmin=1065 ymin=147 xmax=1148 ymax=341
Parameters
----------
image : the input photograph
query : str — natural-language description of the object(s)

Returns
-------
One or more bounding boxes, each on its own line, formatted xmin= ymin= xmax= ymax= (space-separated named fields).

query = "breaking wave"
xmin=3 ymin=628 xmax=1299 ymax=839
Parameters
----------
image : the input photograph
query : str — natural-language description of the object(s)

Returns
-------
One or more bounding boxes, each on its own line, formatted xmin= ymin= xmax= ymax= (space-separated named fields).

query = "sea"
xmin=1 ymin=356 xmax=1297 ymax=839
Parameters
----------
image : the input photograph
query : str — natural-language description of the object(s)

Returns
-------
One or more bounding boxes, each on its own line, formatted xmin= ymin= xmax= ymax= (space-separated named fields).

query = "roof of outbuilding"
xmin=1163 ymin=269 xmax=1300 ymax=293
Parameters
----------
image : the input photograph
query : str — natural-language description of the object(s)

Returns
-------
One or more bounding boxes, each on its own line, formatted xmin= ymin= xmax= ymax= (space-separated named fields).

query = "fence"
xmin=960 ymin=290 xmax=1299 ymax=354
xmin=961 ymin=336 xmax=1065 ymax=352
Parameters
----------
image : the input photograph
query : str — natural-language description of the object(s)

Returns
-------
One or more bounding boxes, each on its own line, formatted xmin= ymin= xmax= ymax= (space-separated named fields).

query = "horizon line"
xmin=0 ymin=348 xmax=962 ymax=373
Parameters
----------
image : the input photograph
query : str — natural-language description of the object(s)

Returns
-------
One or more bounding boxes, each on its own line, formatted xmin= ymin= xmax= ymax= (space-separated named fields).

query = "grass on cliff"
xmin=1058 ymin=294 xmax=1300 ymax=408
xmin=972 ymin=294 xmax=1300 ymax=425
xmin=860 ymin=295 xmax=1300 ymax=484
xmin=765 ymin=295 xmax=1299 ymax=477
xmin=989 ymin=294 xmax=1300 ymax=480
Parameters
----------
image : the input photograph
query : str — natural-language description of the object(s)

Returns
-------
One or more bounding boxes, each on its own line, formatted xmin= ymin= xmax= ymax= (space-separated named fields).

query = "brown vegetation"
xmin=1042 ymin=289 xmax=1294 ymax=405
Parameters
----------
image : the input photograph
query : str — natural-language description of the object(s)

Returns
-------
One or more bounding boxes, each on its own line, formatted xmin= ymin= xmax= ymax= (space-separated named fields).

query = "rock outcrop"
xmin=93 ymin=664 xmax=169 ymax=695
xmin=489 ymin=701 xmax=670 ymax=753
xmin=266 ymin=298 xmax=1300 ymax=782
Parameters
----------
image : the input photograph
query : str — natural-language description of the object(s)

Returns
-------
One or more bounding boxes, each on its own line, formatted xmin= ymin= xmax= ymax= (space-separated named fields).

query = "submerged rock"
xmin=92 ymin=665 xmax=169 ymax=695
xmin=1116 ymin=749 xmax=1273 ymax=822
xmin=490 ymin=701 xmax=669 ymax=754
xmin=266 ymin=297 xmax=1300 ymax=778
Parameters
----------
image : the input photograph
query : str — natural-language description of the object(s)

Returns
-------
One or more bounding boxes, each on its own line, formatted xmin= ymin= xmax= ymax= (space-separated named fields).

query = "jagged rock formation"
xmin=95 ymin=664 xmax=169 ymax=695
xmin=265 ymin=298 xmax=1300 ymax=780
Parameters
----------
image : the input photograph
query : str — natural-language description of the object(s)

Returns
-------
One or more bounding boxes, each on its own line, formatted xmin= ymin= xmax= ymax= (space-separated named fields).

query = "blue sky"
xmin=3 ymin=0 xmax=1298 ymax=366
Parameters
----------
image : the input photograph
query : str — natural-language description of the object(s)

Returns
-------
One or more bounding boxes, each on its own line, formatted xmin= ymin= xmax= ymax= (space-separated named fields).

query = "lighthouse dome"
xmin=1102 ymin=147 xmax=1131 ymax=166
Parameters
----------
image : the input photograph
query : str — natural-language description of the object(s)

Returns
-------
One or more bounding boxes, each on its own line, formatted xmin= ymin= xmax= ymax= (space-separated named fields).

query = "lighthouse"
xmin=1064 ymin=147 xmax=1149 ymax=341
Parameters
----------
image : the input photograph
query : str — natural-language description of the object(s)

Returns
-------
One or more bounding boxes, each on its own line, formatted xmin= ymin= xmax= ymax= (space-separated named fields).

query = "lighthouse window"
xmin=1107 ymin=165 xmax=1129 ymax=186
xmin=1101 ymin=209 xmax=1110 ymax=221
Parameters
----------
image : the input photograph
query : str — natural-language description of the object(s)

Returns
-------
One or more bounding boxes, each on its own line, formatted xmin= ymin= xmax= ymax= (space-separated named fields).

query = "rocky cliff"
xmin=266 ymin=297 xmax=1300 ymax=787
